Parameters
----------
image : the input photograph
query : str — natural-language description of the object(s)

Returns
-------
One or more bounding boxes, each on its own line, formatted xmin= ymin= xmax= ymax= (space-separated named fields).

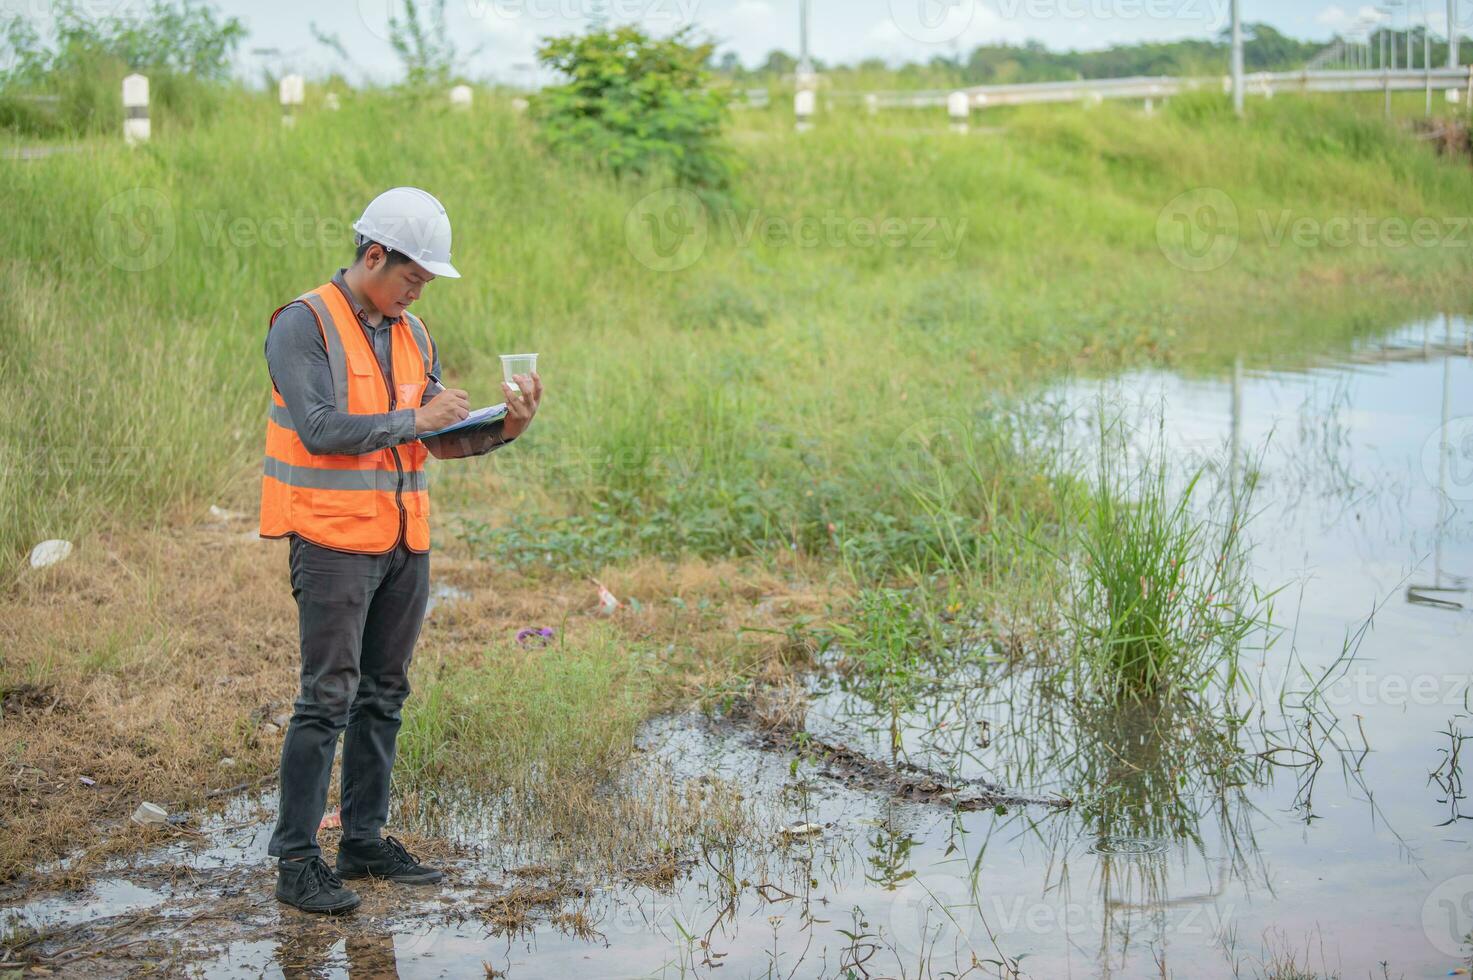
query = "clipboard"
xmin=418 ymin=403 xmax=508 ymax=439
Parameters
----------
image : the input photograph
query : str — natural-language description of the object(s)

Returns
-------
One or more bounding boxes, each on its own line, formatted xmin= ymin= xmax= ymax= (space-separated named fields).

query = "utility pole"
xmin=797 ymin=0 xmax=814 ymax=82
xmin=1451 ymin=0 xmax=1461 ymax=67
xmin=1231 ymin=0 xmax=1244 ymax=116
xmin=1403 ymin=0 xmax=1414 ymax=67
xmin=1426 ymin=4 xmax=1433 ymax=114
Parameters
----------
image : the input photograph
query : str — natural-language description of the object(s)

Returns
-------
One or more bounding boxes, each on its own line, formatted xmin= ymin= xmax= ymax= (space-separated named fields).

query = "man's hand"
xmin=414 ymin=387 xmax=470 ymax=434
xmin=501 ymin=370 xmax=542 ymax=440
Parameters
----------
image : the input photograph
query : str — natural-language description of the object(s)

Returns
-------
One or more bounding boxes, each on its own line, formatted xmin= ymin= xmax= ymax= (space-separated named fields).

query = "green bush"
xmin=530 ymin=25 xmax=733 ymax=188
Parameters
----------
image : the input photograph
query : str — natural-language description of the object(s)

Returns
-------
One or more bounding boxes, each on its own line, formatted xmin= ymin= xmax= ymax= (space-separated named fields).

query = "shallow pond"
xmin=4 ymin=317 xmax=1471 ymax=978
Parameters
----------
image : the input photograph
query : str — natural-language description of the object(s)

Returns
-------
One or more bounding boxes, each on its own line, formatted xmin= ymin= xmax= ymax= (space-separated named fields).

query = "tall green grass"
xmin=4 ymin=89 xmax=1472 ymax=579
xmin=1062 ymin=414 xmax=1270 ymax=701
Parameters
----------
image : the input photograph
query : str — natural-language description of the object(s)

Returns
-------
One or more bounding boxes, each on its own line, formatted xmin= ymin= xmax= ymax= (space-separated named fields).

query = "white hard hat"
xmin=352 ymin=186 xmax=461 ymax=279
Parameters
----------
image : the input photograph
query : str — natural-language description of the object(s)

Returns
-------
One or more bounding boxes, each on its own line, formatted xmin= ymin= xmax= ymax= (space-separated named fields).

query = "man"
xmin=259 ymin=186 xmax=542 ymax=914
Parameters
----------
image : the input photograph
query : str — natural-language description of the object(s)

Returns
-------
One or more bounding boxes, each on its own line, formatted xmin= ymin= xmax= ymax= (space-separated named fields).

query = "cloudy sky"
xmin=12 ymin=0 xmax=1465 ymax=83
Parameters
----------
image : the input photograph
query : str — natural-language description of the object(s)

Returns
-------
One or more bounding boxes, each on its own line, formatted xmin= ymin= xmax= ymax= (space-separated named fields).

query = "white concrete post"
xmin=1144 ymin=97 xmax=1155 ymax=115
xmin=450 ymin=84 xmax=472 ymax=109
xmin=865 ymin=92 xmax=878 ymax=115
xmin=324 ymin=92 xmax=341 ymax=111
xmin=122 ymin=73 xmax=149 ymax=144
xmin=794 ymin=88 xmax=815 ymax=132
xmin=947 ymin=91 xmax=969 ymax=132
xmin=279 ymin=73 xmax=305 ymax=127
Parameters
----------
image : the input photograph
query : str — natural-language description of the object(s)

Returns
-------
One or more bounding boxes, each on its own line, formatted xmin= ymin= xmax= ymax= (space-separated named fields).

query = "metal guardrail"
xmin=738 ymin=67 xmax=1473 ymax=112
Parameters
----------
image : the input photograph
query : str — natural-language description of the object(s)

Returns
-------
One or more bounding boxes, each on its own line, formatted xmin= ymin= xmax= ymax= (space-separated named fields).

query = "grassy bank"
xmin=4 ymin=89 xmax=1472 ymax=577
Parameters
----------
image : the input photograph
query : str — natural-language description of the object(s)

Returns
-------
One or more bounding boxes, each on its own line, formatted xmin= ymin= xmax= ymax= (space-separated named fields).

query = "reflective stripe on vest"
xmin=259 ymin=281 xmax=434 ymax=554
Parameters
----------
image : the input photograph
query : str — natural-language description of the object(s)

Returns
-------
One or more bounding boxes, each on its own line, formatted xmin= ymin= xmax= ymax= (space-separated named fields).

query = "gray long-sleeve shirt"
xmin=265 ymin=268 xmax=509 ymax=457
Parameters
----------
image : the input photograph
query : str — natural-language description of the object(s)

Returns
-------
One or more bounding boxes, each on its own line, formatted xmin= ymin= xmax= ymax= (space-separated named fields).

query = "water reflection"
xmin=276 ymin=929 xmax=401 ymax=979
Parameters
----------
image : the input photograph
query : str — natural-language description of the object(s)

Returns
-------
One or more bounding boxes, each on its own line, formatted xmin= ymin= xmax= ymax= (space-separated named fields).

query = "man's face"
xmin=362 ymin=246 xmax=434 ymax=319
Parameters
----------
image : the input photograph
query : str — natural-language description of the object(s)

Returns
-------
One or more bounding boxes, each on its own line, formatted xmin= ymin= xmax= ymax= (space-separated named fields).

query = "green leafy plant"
xmin=531 ymin=24 xmax=733 ymax=188
xmin=824 ymin=588 xmax=936 ymax=757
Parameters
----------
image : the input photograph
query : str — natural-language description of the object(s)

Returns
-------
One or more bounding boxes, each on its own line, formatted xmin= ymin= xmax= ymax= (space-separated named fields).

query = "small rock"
xmin=29 ymin=539 xmax=73 ymax=569
xmin=270 ymin=711 xmax=291 ymax=728
xmin=218 ymin=757 xmax=236 ymax=768
xmin=259 ymin=722 xmax=280 ymax=736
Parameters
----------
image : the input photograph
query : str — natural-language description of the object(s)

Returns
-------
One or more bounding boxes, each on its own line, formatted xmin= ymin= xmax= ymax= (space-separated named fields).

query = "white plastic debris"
xmin=591 ymin=577 xmax=619 ymax=615
xmin=131 ymin=801 xmax=168 ymax=826
xmin=778 ymin=822 xmax=823 ymax=838
xmin=209 ymin=504 xmax=244 ymax=521
xmin=29 ymin=539 xmax=73 ymax=569
xmin=218 ymin=757 xmax=236 ymax=769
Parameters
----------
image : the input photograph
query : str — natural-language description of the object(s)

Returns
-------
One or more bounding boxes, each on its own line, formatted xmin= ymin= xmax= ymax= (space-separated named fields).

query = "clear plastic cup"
xmin=500 ymin=353 xmax=538 ymax=396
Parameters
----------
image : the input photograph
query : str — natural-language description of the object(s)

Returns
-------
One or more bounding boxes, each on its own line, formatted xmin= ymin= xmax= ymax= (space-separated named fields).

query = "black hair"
xmin=354 ymin=239 xmax=415 ymax=268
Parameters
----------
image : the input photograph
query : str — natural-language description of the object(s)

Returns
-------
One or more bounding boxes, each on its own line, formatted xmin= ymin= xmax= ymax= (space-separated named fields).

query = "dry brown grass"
xmin=0 ymin=515 xmax=846 ymax=893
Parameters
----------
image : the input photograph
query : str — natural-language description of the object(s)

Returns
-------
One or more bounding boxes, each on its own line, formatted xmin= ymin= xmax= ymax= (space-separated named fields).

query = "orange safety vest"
xmin=259 ymin=281 xmax=434 ymax=554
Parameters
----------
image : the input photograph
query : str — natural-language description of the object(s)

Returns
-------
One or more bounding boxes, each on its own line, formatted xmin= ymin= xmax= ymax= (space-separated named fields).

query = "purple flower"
xmin=516 ymin=627 xmax=556 ymax=645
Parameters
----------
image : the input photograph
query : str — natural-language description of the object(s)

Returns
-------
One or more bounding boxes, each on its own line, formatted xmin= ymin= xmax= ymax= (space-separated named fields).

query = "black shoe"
xmin=336 ymin=835 xmax=445 ymax=885
xmin=275 ymin=856 xmax=362 ymax=915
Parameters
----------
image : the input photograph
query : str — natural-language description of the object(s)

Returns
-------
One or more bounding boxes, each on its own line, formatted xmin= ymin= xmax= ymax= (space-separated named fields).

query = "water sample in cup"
xmin=500 ymin=353 xmax=538 ymax=396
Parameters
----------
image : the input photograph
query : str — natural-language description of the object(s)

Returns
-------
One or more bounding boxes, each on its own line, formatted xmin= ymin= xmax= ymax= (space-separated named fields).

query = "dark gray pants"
xmin=267 ymin=535 xmax=430 ymax=861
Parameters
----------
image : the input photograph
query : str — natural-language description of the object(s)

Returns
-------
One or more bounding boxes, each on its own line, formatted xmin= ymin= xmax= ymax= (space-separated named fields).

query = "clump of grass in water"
xmin=1064 ymin=413 xmax=1269 ymax=702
